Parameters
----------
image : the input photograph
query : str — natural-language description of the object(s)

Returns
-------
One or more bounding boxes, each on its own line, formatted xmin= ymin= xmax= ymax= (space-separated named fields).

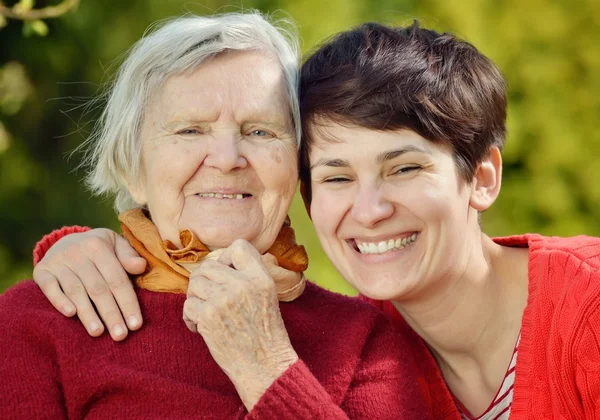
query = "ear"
xmin=469 ymin=146 xmax=502 ymax=211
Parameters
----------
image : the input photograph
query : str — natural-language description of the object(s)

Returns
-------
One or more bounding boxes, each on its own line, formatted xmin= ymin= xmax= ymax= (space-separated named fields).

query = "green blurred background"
xmin=1 ymin=0 xmax=599 ymax=295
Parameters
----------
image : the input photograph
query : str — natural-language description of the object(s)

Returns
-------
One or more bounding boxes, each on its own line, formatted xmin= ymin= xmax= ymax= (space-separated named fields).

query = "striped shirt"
xmin=455 ymin=335 xmax=520 ymax=420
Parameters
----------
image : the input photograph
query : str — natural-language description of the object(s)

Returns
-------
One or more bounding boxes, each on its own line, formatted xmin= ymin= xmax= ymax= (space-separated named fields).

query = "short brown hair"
xmin=299 ymin=21 xmax=507 ymax=203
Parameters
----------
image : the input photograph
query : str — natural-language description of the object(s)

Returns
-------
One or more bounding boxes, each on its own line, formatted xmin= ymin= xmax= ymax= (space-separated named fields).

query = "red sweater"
xmin=0 ymin=227 xmax=432 ymax=419
xmin=366 ymin=234 xmax=600 ymax=419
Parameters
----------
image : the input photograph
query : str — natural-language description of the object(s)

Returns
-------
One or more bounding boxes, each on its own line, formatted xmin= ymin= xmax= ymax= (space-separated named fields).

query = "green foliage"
xmin=22 ymin=19 xmax=48 ymax=36
xmin=1 ymin=0 xmax=599 ymax=296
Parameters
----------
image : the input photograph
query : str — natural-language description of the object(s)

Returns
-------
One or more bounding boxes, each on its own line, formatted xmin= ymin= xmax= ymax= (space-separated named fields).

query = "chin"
xmin=349 ymin=271 xmax=411 ymax=302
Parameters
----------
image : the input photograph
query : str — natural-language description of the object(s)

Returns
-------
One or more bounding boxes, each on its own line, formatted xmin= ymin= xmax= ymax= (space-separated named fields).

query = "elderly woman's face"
xmin=130 ymin=51 xmax=298 ymax=252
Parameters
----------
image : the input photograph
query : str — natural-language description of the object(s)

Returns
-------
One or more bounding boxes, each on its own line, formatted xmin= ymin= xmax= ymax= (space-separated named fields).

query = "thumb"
xmin=115 ymin=235 xmax=146 ymax=274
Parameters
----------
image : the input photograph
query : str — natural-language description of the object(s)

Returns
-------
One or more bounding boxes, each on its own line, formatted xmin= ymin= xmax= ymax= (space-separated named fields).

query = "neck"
xmin=392 ymin=233 xmax=529 ymax=414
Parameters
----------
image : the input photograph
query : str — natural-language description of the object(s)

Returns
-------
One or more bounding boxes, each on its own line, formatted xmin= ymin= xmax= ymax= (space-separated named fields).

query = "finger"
xmin=53 ymin=265 xmax=105 ymax=337
xmin=186 ymin=274 xmax=216 ymax=300
xmin=219 ymin=239 xmax=265 ymax=274
xmin=183 ymin=297 xmax=204 ymax=333
xmin=261 ymin=254 xmax=299 ymax=289
xmin=67 ymin=258 xmax=129 ymax=341
xmin=191 ymin=259 xmax=233 ymax=285
xmin=33 ymin=267 xmax=76 ymax=317
xmin=182 ymin=308 xmax=198 ymax=333
xmin=93 ymin=246 xmax=143 ymax=331
xmin=115 ymin=235 xmax=146 ymax=275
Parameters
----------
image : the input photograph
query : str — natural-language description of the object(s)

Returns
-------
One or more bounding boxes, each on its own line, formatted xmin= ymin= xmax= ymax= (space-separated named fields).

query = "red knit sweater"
xmin=0 ymin=226 xmax=432 ymax=419
xmin=366 ymin=234 xmax=600 ymax=419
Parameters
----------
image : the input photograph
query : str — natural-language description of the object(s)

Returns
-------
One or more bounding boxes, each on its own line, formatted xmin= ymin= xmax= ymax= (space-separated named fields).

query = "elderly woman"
xmin=0 ymin=14 xmax=431 ymax=419
xmin=31 ymin=19 xmax=600 ymax=419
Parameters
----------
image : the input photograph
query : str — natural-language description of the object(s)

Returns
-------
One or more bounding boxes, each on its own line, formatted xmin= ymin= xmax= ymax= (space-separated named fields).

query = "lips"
xmin=196 ymin=192 xmax=252 ymax=199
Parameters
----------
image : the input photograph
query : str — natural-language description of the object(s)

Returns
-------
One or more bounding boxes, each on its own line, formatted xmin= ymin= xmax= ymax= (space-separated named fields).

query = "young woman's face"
xmin=308 ymin=122 xmax=481 ymax=302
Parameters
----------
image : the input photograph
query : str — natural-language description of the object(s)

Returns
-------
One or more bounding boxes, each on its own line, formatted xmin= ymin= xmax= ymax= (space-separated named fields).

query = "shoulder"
xmin=0 ymin=280 xmax=65 ymax=329
xmin=527 ymin=234 xmax=600 ymax=269
xmin=281 ymin=281 xmax=398 ymax=346
xmin=289 ymin=280 xmax=384 ymax=322
xmin=523 ymin=235 xmax=600 ymax=341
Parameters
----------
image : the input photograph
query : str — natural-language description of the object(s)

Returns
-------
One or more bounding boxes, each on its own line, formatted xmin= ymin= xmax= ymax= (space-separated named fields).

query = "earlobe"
xmin=470 ymin=146 xmax=502 ymax=212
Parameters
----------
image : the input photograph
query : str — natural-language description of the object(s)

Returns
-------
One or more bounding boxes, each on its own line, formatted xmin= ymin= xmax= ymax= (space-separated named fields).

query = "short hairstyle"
xmin=299 ymin=21 xmax=507 ymax=203
xmin=84 ymin=12 xmax=300 ymax=212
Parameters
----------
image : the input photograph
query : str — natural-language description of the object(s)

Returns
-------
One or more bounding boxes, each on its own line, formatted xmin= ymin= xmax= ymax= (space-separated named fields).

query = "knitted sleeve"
xmin=33 ymin=225 xmax=91 ymax=266
xmin=575 ymin=302 xmax=600 ymax=417
xmin=0 ymin=284 xmax=68 ymax=418
xmin=246 ymin=313 xmax=431 ymax=419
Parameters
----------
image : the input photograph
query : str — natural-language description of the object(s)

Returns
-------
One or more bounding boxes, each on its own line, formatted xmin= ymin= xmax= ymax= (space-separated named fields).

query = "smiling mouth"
xmin=349 ymin=233 xmax=418 ymax=255
xmin=196 ymin=193 xmax=253 ymax=200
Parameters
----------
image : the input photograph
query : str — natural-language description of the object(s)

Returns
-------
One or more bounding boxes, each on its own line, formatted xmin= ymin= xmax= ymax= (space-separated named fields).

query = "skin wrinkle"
xmin=131 ymin=50 xmax=297 ymax=252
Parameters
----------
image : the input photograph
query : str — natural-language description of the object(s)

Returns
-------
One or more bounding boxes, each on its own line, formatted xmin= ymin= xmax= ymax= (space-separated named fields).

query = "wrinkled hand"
xmin=33 ymin=228 xmax=146 ymax=341
xmin=183 ymin=239 xmax=299 ymax=411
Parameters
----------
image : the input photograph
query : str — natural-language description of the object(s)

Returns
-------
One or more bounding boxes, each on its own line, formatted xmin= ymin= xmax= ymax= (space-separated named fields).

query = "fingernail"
xmin=89 ymin=321 xmax=102 ymax=334
xmin=62 ymin=304 xmax=74 ymax=315
xmin=113 ymin=324 xmax=125 ymax=337
xmin=128 ymin=315 xmax=139 ymax=329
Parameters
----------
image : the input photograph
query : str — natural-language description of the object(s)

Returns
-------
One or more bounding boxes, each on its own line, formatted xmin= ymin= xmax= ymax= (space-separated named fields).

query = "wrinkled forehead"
xmin=150 ymin=50 xmax=292 ymax=124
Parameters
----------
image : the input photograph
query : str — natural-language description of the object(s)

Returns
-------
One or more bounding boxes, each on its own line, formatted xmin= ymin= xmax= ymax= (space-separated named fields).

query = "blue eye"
xmin=176 ymin=128 xmax=201 ymax=135
xmin=251 ymin=130 xmax=269 ymax=136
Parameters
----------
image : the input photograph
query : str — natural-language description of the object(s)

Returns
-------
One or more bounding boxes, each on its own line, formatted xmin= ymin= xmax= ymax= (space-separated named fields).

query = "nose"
xmin=203 ymin=131 xmax=248 ymax=173
xmin=350 ymin=183 xmax=394 ymax=228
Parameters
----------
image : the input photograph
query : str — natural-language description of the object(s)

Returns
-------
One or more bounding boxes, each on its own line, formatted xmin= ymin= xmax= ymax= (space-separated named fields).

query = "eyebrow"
xmin=376 ymin=145 xmax=431 ymax=163
xmin=310 ymin=145 xmax=431 ymax=170
xmin=310 ymin=158 xmax=350 ymax=170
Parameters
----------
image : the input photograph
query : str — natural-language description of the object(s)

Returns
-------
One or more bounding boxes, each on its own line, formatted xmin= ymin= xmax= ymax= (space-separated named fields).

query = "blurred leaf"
xmin=0 ymin=14 xmax=7 ymax=29
xmin=0 ymin=121 xmax=10 ymax=154
xmin=0 ymin=62 xmax=33 ymax=115
xmin=13 ymin=0 xmax=36 ymax=14
xmin=22 ymin=19 xmax=48 ymax=37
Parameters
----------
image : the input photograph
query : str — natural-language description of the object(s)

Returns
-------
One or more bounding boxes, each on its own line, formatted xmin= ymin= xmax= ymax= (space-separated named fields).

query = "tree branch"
xmin=0 ymin=0 xmax=80 ymax=21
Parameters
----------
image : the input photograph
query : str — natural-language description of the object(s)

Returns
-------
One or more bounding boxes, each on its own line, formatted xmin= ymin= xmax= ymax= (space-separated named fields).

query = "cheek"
xmin=256 ymin=143 xmax=298 ymax=196
xmin=146 ymin=143 xmax=207 ymax=194
xmin=310 ymin=188 xmax=348 ymax=235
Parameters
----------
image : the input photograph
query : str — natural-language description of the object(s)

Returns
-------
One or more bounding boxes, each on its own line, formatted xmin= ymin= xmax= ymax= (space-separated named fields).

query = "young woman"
xmin=28 ymin=20 xmax=600 ymax=419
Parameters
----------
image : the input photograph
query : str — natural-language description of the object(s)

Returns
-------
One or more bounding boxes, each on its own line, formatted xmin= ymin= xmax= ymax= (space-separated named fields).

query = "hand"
xmin=33 ymin=228 xmax=146 ymax=341
xmin=183 ymin=239 xmax=299 ymax=411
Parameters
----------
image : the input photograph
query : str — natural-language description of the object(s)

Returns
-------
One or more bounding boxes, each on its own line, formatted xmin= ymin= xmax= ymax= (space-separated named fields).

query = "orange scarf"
xmin=119 ymin=208 xmax=308 ymax=302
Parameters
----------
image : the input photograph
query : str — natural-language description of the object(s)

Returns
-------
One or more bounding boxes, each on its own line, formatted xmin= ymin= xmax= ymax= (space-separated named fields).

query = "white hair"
xmin=83 ymin=11 xmax=301 ymax=212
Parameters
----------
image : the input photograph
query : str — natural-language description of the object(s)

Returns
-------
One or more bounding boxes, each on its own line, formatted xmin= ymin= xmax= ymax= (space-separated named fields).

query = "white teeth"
xmin=357 ymin=234 xmax=418 ymax=255
xmin=198 ymin=192 xmax=246 ymax=200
